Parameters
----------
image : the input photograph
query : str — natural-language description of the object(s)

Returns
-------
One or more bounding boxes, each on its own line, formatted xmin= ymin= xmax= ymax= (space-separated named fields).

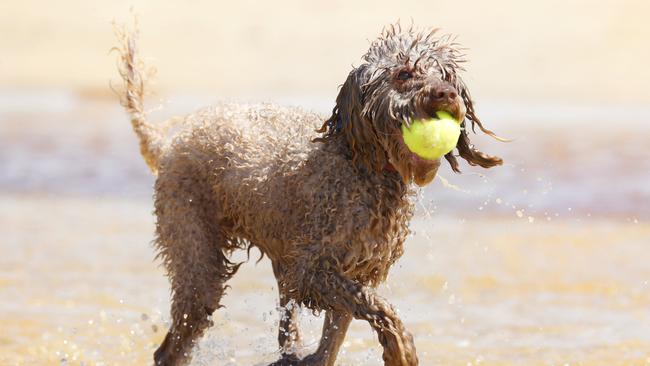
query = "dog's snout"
xmin=418 ymin=82 xmax=465 ymax=121
xmin=433 ymin=85 xmax=457 ymax=103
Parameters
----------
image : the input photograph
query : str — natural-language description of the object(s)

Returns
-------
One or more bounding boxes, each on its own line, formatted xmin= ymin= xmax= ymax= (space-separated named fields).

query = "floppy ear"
xmin=445 ymin=80 xmax=503 ymax=173
xmin=315 ymin=67 xmax=387 ymax=173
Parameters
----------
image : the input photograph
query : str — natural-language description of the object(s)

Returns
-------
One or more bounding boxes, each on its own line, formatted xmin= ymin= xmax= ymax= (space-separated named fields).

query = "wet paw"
xmin=267 ymin=353 xmax=302 ymax=366
xmin=297 ymin=354 xmax=325 ymax=366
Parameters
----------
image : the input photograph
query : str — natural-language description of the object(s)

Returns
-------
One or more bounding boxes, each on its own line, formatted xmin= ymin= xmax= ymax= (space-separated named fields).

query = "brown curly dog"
xmin=114 ymin=23 xmax=502 ymax=366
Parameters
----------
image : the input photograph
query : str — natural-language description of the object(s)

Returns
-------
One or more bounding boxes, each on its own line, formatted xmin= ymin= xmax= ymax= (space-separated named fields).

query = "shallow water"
xmin=2 ymin=196 xmax=649 ymax=365
xmin=1 ymin=93 xmax=650 ymax=365
xmin=1 ymin=91 xmax=649 ymax=218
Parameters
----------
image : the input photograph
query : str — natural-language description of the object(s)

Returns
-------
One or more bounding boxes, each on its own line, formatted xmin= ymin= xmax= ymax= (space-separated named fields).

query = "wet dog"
xmin=114 ymin=23 xmax=502 ymax=366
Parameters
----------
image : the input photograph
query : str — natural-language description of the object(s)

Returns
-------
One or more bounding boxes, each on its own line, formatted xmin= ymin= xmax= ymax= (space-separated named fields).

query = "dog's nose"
xmin=433 ymin=85 xmax=458 ymax=103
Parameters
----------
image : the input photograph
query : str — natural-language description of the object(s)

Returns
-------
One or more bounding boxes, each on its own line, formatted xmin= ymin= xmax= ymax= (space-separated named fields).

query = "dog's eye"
xmin=397 ymin=70 xmax=412 ymax=81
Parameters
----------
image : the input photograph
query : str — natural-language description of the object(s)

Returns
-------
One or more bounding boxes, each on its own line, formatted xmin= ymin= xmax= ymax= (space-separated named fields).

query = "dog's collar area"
xmin=384 ymin=161 xmax=397 ymax=172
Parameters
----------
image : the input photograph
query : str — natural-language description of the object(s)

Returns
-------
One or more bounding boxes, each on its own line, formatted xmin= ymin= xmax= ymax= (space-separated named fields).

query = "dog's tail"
xmin=113 ymin=21 xmax=164 ymax=175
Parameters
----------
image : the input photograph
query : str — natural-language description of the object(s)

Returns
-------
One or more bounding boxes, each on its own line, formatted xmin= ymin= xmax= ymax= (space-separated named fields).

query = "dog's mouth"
xmin=398 ymin=108 xmax=460 ymax=158
xmin=384 ymin=109 xmax=459 ymax=185
xmin=419 ymin=93 xmax=467 ymax=124
xmin=391 ymin=133 xmax=441 ymax=186
xmin=382 ymin=88 xmax=467 ymax=185
xmin=401 ymin=109 xmax=458 ymax=127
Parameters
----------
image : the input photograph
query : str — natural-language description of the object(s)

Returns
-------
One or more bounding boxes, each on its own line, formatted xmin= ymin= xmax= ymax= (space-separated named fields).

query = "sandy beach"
xmin=1 ymin=96 xmax=649 ymax=365
xmin=2 ymin=0 xmax=650 ymax=364
xmin=2 ymin=195 xmax=649 ymax=365
xmin=1 ymin=0 xmax=649 ymax=103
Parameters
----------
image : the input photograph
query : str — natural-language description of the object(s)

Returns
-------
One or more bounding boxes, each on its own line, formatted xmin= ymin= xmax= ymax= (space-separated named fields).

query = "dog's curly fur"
xmin=114 ymin=22 xmax=502 ymax=366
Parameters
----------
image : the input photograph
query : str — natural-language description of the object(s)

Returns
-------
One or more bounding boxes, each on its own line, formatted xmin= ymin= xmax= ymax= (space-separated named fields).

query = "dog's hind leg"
xmin=152 ymin=170 xmax=240 ymax=366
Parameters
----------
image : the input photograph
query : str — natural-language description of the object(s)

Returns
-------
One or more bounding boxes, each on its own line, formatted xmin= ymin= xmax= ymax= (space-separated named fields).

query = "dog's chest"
xmin=331 ymin=180 xmax=414 ymax=285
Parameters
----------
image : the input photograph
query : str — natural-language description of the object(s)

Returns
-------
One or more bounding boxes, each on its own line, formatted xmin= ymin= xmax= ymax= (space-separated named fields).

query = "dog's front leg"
xmin=269 ymin=309 xmax=351 ymax=366
xmin=273 ymin=261 xmax=305 ymax=360
xmin=277 ymin=291 xmax=304 ymax=358
xmin=309 ymin=270 xmax=418 ymax=366
xmin=300 ymin=310 xmax=353 ymax=366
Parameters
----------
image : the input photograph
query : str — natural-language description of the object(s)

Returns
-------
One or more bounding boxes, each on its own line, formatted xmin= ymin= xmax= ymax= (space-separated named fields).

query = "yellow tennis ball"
xmin=401 ymin=111 xmax=461 ymax=160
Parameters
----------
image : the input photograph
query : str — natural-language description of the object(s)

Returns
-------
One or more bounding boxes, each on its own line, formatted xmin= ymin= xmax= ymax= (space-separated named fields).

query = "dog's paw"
xmin=296 ymin=354 xmax=325 ymax=366
xmin=267 ymin=353 xmax=302 ymax=366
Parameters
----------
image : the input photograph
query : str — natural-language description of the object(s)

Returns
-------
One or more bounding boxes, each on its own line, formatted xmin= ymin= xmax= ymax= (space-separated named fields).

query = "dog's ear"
xmin=316 ymin=67 xmax=387 ymax=173
xmin=445 ymin=80 xmax=504 ymax=173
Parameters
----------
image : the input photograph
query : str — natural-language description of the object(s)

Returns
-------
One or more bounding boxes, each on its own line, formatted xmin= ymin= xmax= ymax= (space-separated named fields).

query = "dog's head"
xmin=317 ymin=24 xmax=503 ymax=186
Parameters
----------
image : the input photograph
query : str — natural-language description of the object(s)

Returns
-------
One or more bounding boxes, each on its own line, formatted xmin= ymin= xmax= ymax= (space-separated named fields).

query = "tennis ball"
xmin=401 ymin=111 xmax=461 ymax=160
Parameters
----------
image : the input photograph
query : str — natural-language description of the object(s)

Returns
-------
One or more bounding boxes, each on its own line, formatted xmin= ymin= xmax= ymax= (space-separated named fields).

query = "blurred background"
xmin=1 ymin=0 xmax=649 ymax=365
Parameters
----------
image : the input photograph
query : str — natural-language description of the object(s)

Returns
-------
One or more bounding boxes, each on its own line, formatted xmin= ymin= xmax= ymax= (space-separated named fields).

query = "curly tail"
xmin=113 ymin=21 xmax=164 ymax=175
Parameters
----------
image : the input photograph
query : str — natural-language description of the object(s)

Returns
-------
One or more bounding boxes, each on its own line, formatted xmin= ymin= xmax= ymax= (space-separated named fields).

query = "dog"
xmin=114 ymin=22 xmax=502 ymax=366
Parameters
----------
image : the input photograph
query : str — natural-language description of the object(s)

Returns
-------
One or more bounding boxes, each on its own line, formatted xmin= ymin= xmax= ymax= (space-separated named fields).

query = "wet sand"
xmin=1 ymin=93 xmax=650 ymax=365
xmin=1 ymin=195 xmax=649 ymax=365
xmin=2 ymin=0 xmax=650 ymax=363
